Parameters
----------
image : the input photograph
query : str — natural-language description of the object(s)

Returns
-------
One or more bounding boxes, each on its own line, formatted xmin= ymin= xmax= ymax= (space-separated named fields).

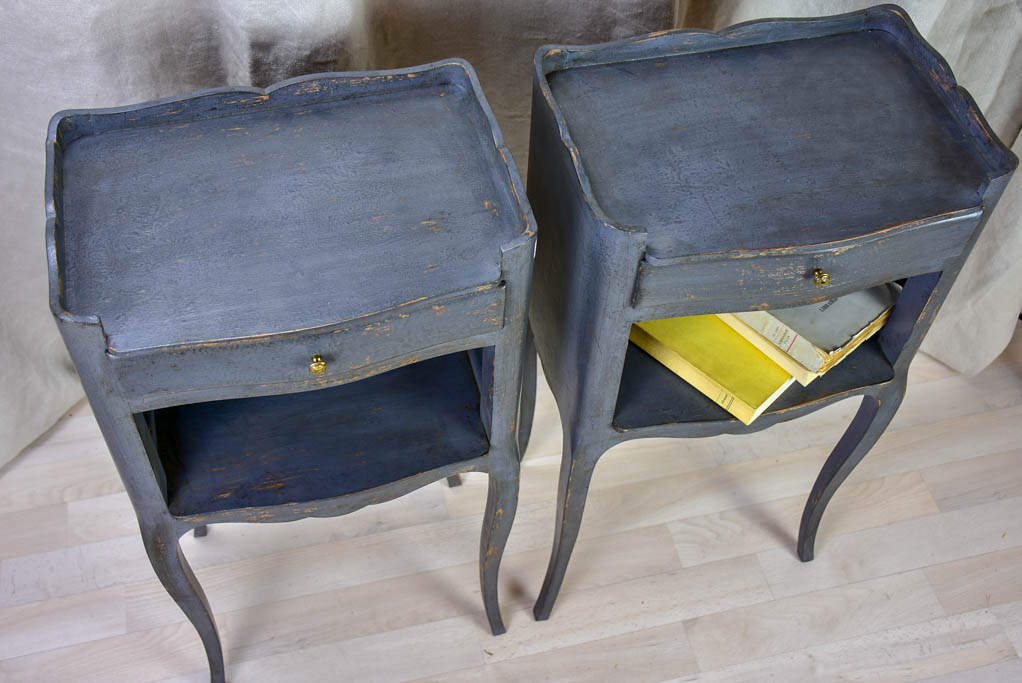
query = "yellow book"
xmin=630 ymin=315 xmax=795 ymax=426
xmin=716 ymin=313 xmax=821 ymax=387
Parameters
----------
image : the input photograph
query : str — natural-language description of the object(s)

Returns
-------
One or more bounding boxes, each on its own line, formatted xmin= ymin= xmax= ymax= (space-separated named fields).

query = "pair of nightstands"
xmin=48 ymin=5 xmax=1014 ymax=681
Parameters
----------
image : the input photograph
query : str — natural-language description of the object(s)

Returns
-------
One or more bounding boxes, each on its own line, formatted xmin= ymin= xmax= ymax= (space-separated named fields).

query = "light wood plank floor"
xmin=3 ymin=329 xmax=1022 ymax=682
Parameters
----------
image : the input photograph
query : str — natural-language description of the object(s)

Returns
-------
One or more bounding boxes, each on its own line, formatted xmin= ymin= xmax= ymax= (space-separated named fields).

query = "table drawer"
xmin=632 ymin=211 xmax=979 ymax=314
xmin=111 ymin=284 xmax=505 ymax=410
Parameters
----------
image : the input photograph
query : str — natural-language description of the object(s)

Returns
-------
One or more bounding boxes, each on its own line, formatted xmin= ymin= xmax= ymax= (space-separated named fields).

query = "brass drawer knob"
xmin=813 ymin=268 xmax=831 ymax=287
xmin=309 ymin=355 xmax=328 ymax=375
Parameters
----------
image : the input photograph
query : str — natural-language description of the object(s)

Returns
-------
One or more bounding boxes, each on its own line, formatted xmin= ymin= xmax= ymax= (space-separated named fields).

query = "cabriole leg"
xmin=517 ymin=327 xmax=538 ymax=459
xmin=533 ymin=435 xmax=602 ymax=621
xmin=143 ymin=525 xmax=225 ymax=683
xmin=798 ymin=383 xmax=906 ymax=561
xmin=480 ymin=464 xmax=520 ymax=635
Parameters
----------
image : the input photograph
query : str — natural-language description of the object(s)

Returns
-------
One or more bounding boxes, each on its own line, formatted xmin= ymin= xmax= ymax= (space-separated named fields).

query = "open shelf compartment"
xmin=614 ymin=336 xmax=894 ymax=431
xmin=143 ymin=350 xmax=491 ymax=517
xmin=613 ymin=284 xmax=904 ymax=431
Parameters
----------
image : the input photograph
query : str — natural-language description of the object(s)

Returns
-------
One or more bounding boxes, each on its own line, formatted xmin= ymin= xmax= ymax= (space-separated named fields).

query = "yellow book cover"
xmin=716 ymin=313 xmax=821 ymax=387
xmin=631 ymin=315 xmax=795 ymax=426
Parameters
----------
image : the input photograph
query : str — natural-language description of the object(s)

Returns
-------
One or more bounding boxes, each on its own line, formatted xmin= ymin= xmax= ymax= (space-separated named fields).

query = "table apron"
xmin=110 ymin=284 xmax=506 ymax=410
xmin=631 ymin=214 xmax=977 ymax=316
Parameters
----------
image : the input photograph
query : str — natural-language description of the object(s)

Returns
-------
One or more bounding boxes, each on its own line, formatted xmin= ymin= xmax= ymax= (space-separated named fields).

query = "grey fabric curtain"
xmin=1 ymin=0 xmax=1018 ymax=470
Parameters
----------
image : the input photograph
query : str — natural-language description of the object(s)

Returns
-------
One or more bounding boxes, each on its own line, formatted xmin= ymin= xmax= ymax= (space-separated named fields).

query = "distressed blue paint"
xmin=527 ymin=5 xmax=1017 ymax=621
xmin=55 ymin=63 xmax=521 ymax=353
xmin=47 ymin=59 xmax=536 ymax=681
xmin=156 ymin=351 xmax=490 ymax=516
xmin=548 ymin=29 xmax=990 ymax=258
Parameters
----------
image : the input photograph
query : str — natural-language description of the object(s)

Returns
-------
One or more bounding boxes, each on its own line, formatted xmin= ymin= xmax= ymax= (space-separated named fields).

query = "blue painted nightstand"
xmin=47 ymin=60 xmax=535 ymax=681
xmin=525 ymin=5 xmax=1017 ymax=621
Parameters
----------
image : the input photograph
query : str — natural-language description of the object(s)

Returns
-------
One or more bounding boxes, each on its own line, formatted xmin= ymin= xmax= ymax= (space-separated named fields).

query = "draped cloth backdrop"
xmin=1 ymin=1 xmax=1019 ymax=470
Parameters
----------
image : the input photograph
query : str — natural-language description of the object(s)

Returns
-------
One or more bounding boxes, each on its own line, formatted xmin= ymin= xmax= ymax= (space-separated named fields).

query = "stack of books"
xmin=630 ymin=284 xmax=899 ymax=425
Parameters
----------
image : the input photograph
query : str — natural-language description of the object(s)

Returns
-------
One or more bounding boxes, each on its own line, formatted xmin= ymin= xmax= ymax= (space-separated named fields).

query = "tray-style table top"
xmin=544 ymin=25 xmax=994 ymax=258
xmin=52 ymin=62 xmax=524 ymax=352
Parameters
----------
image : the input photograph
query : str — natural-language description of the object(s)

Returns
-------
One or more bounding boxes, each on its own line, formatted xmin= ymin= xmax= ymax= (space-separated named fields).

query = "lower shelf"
xmin=151 ymin=351 xmax=490 ymax=516
xmin=613 ymin=336 xmax=895 ymax=431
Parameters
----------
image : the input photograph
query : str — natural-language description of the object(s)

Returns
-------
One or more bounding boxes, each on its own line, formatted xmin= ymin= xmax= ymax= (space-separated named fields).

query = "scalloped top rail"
xmin=46 ymin=60 xmax=530 ymax=352
xmin=537 ymin=4 xmax=1016 ymax=179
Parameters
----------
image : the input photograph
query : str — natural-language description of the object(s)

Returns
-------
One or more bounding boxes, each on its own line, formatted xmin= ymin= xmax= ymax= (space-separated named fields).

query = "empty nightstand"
xmin=47 ymin=60 xmax=535 ymax=682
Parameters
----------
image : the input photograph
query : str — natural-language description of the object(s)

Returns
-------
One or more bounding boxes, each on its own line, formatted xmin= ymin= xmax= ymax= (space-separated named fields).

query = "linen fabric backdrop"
xmin=1 ymin=0 xmax=1019 ymax=471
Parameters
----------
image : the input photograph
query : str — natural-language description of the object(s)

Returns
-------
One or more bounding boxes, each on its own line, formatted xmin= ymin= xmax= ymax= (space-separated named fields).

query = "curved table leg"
xmin=143 ymin=524 xmax=225 ymax=683
xmin=798 ymin=382 xmax=906 ymax=561
xmin=533 ymin=435 xmax=602 ymax=621
xmin=480 ymin=464 xmax=520 ymax=635
xmin=517 ymin=327 xmax=538 ymax=460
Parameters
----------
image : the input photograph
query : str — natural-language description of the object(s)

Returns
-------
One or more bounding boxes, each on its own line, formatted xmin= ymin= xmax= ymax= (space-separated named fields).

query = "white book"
xmin=728 ymin=284 xmax=899 ymax=374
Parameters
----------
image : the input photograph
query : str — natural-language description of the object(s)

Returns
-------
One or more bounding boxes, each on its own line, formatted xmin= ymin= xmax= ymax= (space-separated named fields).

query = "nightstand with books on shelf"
xmin=633 ymin=284 xmax=899 ymax=425
xmin=526 ymin=5 xmax=1017 ymax=621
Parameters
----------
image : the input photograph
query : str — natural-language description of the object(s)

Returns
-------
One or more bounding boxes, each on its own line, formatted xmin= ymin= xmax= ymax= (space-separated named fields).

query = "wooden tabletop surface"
xmin=548 ymin=30 xmax=991 ymax=257
xmin=56 ymin=69 xmax=522 ymax=352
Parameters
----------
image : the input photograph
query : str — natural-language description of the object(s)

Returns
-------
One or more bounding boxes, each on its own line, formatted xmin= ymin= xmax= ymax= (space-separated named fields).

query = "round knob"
xmin=309 ymin=355 xmax=327 ymax=375
xmin=813 ymin=268 xmax=831 ymax=287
